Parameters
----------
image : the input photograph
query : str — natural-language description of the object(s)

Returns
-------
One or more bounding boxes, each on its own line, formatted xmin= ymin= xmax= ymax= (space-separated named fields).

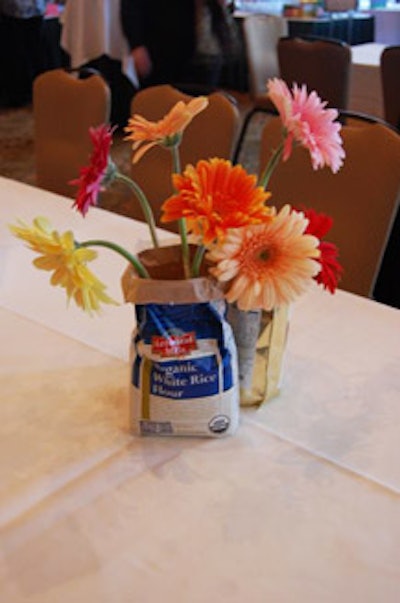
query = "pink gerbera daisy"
xmin=207 ymin=205 xmax=321 ymax=311
xmin=70 ymin=124 xmax=115 ymax=216
xmin=267 ymin=78 xmax=345 ymax=173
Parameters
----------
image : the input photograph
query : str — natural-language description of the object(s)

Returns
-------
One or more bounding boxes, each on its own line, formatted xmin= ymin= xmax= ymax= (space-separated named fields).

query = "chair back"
xmin=380 ymin=45 xmax=400 ymax=131
xmin=277 ymin=36 xmax=351 ymax=109
xmin=33 ymin=68 xmax=111 ymax=198
xmin=259 ymin=115 xmax=400 ymax=298
xmin=243 ymin=14 xmax=288 ymax=106
xmin=128 ymin=84 xmax=240 ymax=229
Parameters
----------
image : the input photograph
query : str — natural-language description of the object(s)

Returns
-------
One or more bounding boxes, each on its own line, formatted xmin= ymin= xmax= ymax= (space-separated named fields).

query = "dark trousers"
xmin=0 ymin=15 xmax=45 ymax=107
xmin=374 ymin=208 xmax=400 ymax=310
xmin=71 ymin=54 xmax=137 ymax=129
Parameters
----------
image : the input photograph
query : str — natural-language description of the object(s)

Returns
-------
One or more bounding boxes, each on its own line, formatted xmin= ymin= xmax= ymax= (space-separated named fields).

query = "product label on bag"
xmin=151 ymin=332 xmax=197 ymax=357
xmin=129 ymin=300 xmax=239 ymax=437
xmin=135 ymin=349 xmax=227 ymax=400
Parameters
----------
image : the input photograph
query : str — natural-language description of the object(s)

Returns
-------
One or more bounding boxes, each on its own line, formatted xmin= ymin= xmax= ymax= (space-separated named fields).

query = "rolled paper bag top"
xmin=121 ymin=245 xmax=225 ymax=305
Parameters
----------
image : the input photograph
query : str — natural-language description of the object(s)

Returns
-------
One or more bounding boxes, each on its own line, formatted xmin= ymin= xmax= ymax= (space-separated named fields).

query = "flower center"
xmin=258 ymin=249 xmax=271 ymax=262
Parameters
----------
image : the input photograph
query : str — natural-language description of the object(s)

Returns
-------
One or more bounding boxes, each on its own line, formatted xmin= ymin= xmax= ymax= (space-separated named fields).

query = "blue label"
xmin=150 ymin=356 xmax=219 ymax=400
xmin=131 ymin=300 xmax=235 ymax=398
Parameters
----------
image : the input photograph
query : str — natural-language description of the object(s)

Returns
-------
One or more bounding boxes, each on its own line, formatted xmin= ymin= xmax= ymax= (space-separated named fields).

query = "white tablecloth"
xmin=1 ymin=177 xmax=400 ymax=602
xmin=349 ymin=42 xmax=386 ymax=119
xmin=60 ymin=0 xmax=138 ymax=87
xmin=365 ymin=6 xmax=400 ymax=44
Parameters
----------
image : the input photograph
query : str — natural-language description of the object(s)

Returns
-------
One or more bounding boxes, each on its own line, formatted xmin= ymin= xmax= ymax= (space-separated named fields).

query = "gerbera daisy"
xmin=207 ymin=205 xmax=321 ymax=311
xmin=302 ymin=207 xmax=343 ymax=293
xmin=267 ymin=78 xmax=345 ymax=173
xmin=9 ymin=217 xmax=117 ymax=314
xmin=70 ymin=124 xmax=116 ymax=216
xmin=161 ymin=158 xmax=274 ymax=245
xmin=125 ymin=97 xmax=209 ymax=163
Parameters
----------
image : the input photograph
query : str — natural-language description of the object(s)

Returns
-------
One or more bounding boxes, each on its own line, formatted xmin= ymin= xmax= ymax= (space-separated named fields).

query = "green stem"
xmin=179 ymin=219 xmax=190 ymax=279
xmin=79 ymin=240 xmax=150 ymax=278
xmin=115 ymin=172 xmax=159 ymax=249
xmin=171 ymin=145 xmax=190 ymax=279
xmin=258 ymin=141 xmax=284 ymax=190
xmin=191 ymin=245 xmax=206 ymax=278
xmin=171 ymin=143 xmax=181 ymax=175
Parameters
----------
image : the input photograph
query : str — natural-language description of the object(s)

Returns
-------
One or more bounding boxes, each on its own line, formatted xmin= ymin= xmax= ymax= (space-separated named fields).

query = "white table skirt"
xmin=1 ymin=177 xmax=400 ymax=602
xmin=60 ymin=0 xmax=138 ymax=87
xmin=349 ymin=43 xmax=386 ymax=119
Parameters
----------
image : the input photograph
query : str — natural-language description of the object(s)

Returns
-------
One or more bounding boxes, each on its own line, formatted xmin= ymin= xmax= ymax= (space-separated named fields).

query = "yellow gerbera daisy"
xmin=10 ymin=217 xmax=117 ymax=315
xmin=207 ymin=205 xmax=321 ymax=311
xmin=125 ymin=96 xmax=209 ymax=163
xmin=161 ymin=158 xmax=274 ymax=245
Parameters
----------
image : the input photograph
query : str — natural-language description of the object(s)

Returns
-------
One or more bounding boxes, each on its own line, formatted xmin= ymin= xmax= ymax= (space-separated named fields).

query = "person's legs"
xmin=0 ymin=15 xmax=44 ymax=107
xmin=81 ymin=55 xmax=136 ymax=128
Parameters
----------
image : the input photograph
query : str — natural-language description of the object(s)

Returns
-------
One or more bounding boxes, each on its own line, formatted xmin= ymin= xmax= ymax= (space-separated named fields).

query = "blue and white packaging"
xmin=122 ymin=262 xmax=240 ymax=437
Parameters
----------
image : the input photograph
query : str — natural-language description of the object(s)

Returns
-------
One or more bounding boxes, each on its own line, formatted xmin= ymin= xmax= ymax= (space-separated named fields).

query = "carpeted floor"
xmin=0 ymin=93 xmax=269 ymax=220
xmin=0 ymin=106 xmax=36 ymax=187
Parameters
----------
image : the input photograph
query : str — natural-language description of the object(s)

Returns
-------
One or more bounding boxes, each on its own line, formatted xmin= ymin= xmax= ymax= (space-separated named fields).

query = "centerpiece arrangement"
xmin=10 ymin=78 xmax=344 ymax=437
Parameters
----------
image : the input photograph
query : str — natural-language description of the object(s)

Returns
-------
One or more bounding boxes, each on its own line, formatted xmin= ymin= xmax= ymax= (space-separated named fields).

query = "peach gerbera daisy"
xmin=161 ymin=158 xmax=274 ymax=244
xmin=267 ymin=78 xmax=345 ymax=173
xmin=207 ymin=205 xmax=321 ymax=311
xmin=124 ymin=97 xmax=209 ymax=163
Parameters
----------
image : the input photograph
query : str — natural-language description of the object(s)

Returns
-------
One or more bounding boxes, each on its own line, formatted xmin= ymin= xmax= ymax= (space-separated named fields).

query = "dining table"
xmin=1 ymin=176 xmax=400 ymax=602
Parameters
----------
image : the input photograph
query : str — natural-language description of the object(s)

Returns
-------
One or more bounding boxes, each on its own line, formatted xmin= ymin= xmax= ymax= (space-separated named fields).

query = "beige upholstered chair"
xmin=380 ymin=46 xmax=400 ymax=132
xmin=277 ymin=36 xmax=351 ymax=110
xmin=33 ymin=68 xmax=111 ymax=198
xmin=259 ymin=116 xmax=400 ymax=298
xmin=128 ymin=84 xmax=240 ymax=230
xmin=233 ymin=14 xmax=287 ymax=163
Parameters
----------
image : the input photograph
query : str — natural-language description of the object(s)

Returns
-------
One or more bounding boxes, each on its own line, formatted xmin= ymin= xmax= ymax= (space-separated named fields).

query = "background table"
xmin=60 ymin=0 xmax=137 ymax=126
xmin=60 ymin=0 xmax=137 ymax=87
xmin=364 ymin=6 xmax=400 ymax=44
xmin=234 ymin=9 xmax=374 ymax=44
xmin=1 ymin=177 xmax=400 ymax=602
xmin=348 ymin=42 xmax=386 ymax=118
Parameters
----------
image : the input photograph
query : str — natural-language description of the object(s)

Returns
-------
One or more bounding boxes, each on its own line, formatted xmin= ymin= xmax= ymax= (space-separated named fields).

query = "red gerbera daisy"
xmin=302 ymin=207 xmax=343 ymax=293
xmin=70 ymin=124 xmax=115 ymax=216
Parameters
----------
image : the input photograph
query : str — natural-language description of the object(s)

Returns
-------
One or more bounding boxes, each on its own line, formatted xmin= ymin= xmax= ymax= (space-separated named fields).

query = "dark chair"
xmin=380 ymin=45 xmax=400 ymax=132
xmin=339 ymin=108 xmax=400 ymax=133
xmin=277 ymin=35 xmax=351 ymax=110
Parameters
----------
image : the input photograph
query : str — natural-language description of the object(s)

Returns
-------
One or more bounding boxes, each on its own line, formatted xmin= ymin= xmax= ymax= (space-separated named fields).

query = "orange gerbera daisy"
xmin=161 ymin=158 xmax=274 ymax=244
xmin=207 ymin=205 xmax=321 ymax=311
xmin=124 ymin=97 xmax=209 ymax=163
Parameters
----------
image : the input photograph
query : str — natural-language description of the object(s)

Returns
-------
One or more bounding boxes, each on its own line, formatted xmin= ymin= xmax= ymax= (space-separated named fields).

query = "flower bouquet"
xmin=10 ymin=78 xmax=344 ymax=436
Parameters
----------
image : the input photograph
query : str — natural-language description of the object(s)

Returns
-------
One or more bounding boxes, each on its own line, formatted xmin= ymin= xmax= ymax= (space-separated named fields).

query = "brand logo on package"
xmin=151 ymin=332 xmax=197 ymax=357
